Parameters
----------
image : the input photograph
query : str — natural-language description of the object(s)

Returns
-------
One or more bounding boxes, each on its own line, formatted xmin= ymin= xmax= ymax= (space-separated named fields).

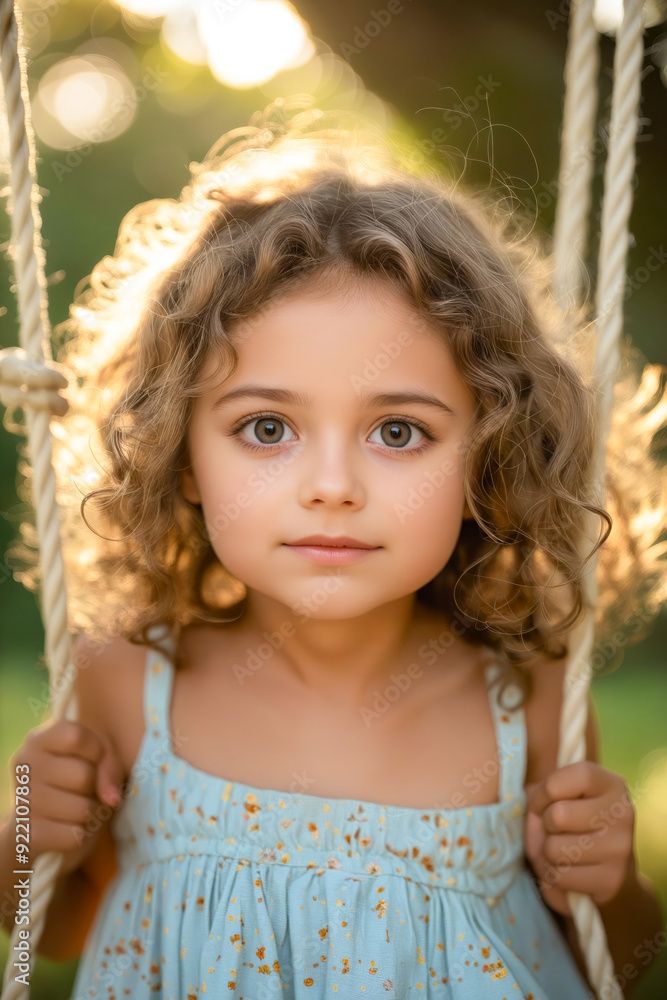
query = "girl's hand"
xmin=9 ymin=718 xmax=125 ymax=875
xmin=523 ymin=760 xmax=636 ymax=917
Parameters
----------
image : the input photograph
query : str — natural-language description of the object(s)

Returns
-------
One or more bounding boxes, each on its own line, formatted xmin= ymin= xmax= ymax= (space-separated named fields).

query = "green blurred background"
xmin=0 ymin=0 xmax=666 ymax=995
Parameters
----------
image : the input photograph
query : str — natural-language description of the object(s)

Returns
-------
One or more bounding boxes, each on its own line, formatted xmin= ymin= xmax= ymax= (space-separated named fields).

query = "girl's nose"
xmin=297 ymin=433 xmax=366 ymax=509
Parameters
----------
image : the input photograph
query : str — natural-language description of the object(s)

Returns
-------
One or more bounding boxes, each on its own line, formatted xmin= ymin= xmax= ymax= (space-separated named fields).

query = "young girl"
xmin=1 ymin=95 xmax=665 ymax=999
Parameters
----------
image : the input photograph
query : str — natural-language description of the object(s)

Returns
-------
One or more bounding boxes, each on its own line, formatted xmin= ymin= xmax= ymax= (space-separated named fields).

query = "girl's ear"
xmin=180 ymin=448 xmax=202 ymax=505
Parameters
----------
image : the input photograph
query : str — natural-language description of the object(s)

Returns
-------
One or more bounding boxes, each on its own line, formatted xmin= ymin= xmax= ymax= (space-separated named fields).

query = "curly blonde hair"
xmin=7 ymin=95 xmax=667 ymax=707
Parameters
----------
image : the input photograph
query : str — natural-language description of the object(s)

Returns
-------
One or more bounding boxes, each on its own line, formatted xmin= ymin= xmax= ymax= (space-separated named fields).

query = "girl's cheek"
xmin=386 ymin=460 xmax=466 ymax=522
xmin=200 ymin=468 xmax=281 ymax=548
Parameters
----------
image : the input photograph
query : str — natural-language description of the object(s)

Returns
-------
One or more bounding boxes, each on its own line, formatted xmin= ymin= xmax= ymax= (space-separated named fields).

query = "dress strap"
xmin=482 ymin=649 xmax=527 ymax=804
xmin=143 ymin=623 xmax=176 ymax=750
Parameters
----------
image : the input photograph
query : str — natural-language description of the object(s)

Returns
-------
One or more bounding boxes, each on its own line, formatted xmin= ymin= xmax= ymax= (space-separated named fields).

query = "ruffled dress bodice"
xmin=71 ymin=627 xmax=593 ymax=999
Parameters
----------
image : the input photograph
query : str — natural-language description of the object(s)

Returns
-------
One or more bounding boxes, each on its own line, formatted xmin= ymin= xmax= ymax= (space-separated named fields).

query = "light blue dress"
xmin=71 ymin=625 xmax=594 ymax=999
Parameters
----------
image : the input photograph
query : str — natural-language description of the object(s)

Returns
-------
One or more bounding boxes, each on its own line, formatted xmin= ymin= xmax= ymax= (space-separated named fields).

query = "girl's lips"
xmin=283 ymin=544 xmax=380 ymax=564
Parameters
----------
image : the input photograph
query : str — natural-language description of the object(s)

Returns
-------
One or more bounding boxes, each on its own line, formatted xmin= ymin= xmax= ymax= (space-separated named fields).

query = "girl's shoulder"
xmin=523 ymin=653 xmax=600 ymax=787
xmin=71 ymin=623 xmax=233 ymax=781
xmin=72 ymin=631 xmax=150 ymax=783
xmin=56 ymin=632 xmax=153 ymax=913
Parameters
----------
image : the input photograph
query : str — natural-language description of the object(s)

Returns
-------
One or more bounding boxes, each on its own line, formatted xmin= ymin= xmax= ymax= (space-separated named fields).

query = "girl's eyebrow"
xmin=211 ymin=385 xmax=456 ymax=416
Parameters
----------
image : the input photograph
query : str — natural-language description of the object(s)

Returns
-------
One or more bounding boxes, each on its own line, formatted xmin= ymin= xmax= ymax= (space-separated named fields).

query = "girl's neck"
xmin=236 ymin=589 xmax=450 ymax=706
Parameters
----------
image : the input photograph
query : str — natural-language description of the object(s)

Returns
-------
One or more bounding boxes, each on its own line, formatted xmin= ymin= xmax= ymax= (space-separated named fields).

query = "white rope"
xmin=0 ymin=2 xmax=76 ymax=998
xmin=555 ymin=1 xmax=646 ymax=998
xmin=552 ymin=0 xmax=600 ymax=311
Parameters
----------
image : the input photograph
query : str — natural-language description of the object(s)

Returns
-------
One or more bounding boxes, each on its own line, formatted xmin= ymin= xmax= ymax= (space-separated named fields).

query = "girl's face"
xmin=181 ymin=278 xmax=477 ymax=620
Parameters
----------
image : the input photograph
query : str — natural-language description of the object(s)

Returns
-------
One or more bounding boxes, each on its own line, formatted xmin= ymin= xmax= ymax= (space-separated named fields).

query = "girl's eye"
xmin=233 ymin=413 xmax=296 ymax=450
xmin=369 ymin=419 xmax=430 ymax=453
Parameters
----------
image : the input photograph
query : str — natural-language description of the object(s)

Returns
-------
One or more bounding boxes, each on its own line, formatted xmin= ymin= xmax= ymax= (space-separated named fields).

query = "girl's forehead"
xmin=239 ymin=274 xmax=415 ymax=321
xmin=200 ymin=283 xmax=474 ymax=413
xmin=226 ymin=281 xmax=446 ymax=361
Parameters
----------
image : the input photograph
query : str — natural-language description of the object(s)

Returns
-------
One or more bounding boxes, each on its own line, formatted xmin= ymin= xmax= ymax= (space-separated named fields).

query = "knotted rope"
xmin=0 ymin=349 xmax=68 ymax=421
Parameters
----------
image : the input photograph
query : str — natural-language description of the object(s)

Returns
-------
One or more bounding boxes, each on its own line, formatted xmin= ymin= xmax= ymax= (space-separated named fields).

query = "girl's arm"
xmin=525 ymin=665 xmax=663 ymax=997
xmin=559 ymin=865 xmax=663 ymax=998
xmin=555 ymin=705 xmax=663 ymax=998
xmin=0 ymin=815 xmax=117 ymax=961
xmin=0 ymin=639 xmax=122 ymax=961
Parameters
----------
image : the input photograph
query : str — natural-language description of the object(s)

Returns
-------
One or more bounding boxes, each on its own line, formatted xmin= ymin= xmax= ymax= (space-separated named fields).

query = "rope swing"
xmin=0 ymin=1 xmax=653 ymax=997
xmin=1 ymin=2 xmax=76 ymax=997
xmin=552 ymin=2 xmax=644 ymax=998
